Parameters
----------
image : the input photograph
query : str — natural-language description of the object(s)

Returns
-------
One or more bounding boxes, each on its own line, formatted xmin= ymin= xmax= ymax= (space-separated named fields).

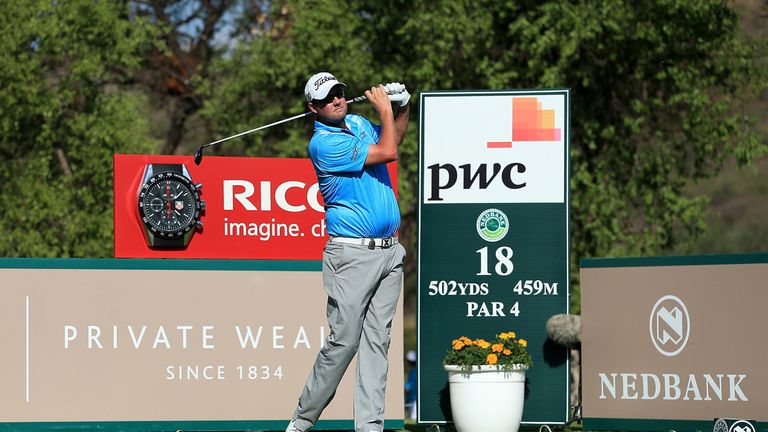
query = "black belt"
xmin=330 ymin=236 xmax=398 ymax=249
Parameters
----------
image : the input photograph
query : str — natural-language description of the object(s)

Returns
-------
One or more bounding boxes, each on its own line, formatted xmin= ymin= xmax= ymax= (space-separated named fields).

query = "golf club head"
xmin=193 ymin=147 xmax=204 ymax=165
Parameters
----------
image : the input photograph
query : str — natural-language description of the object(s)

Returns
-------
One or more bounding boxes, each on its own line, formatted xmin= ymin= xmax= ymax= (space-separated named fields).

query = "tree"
xmin=400 ymin=0 xmax=766 ymax=311
xmin=132 ymin=0 xmax=236 ymax=155
xmin=199 ymin=0 xmax=378 ymax=161
xmin=200 ymin=0 xmax=766 ymax=312
xmin=0 ymin=0 xmax=157 ymax=257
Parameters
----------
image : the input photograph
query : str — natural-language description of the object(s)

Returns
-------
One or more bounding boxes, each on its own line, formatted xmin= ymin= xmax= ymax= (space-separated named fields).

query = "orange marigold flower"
xmin=486 ymin=353 xmax=498 ymax=365
xmin=476 ymin=340 xmax=491 ymax=349
xmin=503 ymin=349 xmax=512 ymax=355
xmin=498 ymin=333 xmax=510 ymax=340
xmin=452 ymin=340 xmax=465 ymax=350
xmin=518 ymin=339 xmax=527 ymax=347
xmin=460 ymin=336 xmax=473 ymax=345
xmin=492 ymin=343 xmax=504 ymax=353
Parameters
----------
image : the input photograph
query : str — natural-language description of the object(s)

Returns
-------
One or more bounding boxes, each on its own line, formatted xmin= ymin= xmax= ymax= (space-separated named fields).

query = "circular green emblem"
xmin=476 ymin=208 xmax=509 ymax=242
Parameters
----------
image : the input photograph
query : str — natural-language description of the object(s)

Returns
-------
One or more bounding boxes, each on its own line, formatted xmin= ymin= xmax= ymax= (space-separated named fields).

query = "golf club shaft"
xmin=200 ymin=94 xmax=371 ymax=150
xmin=201 ymin=112 xmax=310 ymax=150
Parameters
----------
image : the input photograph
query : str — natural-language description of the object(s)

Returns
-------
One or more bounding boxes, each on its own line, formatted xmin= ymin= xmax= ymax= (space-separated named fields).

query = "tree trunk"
xmin=161 ymin=97 xmax=199 ymax=155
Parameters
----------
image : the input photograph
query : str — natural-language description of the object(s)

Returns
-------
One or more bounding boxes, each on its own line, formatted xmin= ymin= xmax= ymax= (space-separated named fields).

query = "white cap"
xmin=406 ymin=350 xmax=416 ymax=362
xmin=305 ymin=72 xmax=346 ymax=101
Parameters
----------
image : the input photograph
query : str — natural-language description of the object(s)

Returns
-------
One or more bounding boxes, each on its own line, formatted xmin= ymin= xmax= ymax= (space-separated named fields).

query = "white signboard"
xmin=422 ymin=92 xmax=567 ymax=204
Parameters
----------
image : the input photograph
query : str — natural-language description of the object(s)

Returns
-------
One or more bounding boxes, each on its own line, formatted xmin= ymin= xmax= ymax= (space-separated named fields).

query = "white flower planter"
xmin=444 ymin=364 xmax=527 ymax=432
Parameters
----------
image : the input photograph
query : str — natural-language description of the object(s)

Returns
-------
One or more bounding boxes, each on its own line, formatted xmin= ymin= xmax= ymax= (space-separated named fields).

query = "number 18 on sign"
xmin=417 ymin=90 xmax=571 ymax=424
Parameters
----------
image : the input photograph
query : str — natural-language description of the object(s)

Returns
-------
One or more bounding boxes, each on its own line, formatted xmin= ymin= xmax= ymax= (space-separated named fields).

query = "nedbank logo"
xmin=649 ymin=294 xmax=690 ymax=357
xmin=476 ymin=208 xmax=508 ymax=242
xmin=714 ymin=419 xmax=755 ymax=432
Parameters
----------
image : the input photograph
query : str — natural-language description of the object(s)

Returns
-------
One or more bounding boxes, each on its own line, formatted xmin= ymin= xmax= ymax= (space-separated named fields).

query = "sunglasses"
xmin=313 ymin=88 xmax=346 ymax=106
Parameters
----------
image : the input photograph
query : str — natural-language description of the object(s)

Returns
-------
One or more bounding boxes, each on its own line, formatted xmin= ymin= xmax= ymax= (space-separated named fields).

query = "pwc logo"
xmin=422 ymin=93 xmax=566 ymax=204
xmin=649 ymin=294 xmax=691 ymax=357
xmin=427 ymin=163 xmax=527 ymax=202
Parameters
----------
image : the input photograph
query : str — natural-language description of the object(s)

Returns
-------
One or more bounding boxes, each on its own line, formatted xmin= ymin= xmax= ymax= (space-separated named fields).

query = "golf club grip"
xmin=346 ymin=95 xmax=368 ymax=104
xmin=346 ymin=89 xmax=405 ymax=104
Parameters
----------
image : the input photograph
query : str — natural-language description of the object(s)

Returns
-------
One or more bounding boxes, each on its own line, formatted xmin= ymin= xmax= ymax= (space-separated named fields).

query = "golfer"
xmin=285 ymin=72 xmax=410 ymax=432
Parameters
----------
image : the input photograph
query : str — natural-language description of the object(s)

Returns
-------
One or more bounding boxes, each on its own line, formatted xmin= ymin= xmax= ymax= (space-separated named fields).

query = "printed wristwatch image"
xmin=137 ymin=163 xmax=205 ymax=248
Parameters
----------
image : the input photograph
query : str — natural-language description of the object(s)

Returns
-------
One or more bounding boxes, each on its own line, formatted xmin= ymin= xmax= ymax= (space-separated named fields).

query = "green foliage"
xmin=201 ymin=0 xmax=766 ymax=313
xmin=0 ymin=1 xmax=157 ymax=257
xmin=443 ymin=332 xmax=532 ymax=372
xmin=674 ymin=159 xmax=768 ymax=255
xmin=199 ymin=0 xmax=378 ymax=160
xmin=1 ymin=1 xmax=765 ymax=313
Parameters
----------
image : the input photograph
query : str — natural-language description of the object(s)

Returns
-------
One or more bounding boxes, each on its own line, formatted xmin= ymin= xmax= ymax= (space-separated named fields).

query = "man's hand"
xmin=365 ymin=85 xmax=394 ymax=117
xmin=385 ymin=82 xmax=410 ymax=107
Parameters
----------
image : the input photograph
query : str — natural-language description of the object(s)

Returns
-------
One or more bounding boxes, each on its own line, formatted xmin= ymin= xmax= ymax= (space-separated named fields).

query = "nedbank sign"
xmin=581 ymin=254 xmax=768 ymax=431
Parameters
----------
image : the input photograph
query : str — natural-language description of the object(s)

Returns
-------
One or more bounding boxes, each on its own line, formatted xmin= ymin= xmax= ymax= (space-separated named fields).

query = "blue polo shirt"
xmin=308 ymin=114 xmax=400 ymax=238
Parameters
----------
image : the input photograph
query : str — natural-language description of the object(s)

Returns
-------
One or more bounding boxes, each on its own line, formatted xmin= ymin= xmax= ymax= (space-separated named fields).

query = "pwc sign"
xmin=421 ymin=91 xmax=567 ymax=204
xmin=417 ymin=89 xmax=571 ymax=424
xmin=113 ymin=154 xmax=397 ymax=260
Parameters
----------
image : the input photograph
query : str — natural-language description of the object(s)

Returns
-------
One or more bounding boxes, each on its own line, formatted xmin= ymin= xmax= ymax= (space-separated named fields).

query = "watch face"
xmin=138 ymin=172 xmax=202 ymax=240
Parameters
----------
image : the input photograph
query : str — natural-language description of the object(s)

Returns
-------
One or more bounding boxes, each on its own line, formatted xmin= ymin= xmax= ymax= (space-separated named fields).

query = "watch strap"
xmin=148 ymin=235 xmax=186 ymax=248
xmin=151 ymin=163 xmax=184 ymax=175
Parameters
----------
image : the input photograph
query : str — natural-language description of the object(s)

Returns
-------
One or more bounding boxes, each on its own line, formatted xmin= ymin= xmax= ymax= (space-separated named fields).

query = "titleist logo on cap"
xmin=314 ymin=75 xmax=336 ymax=90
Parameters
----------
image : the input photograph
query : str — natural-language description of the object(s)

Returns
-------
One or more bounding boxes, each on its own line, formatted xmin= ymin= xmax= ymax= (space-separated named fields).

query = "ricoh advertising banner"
xmin=113 ymin=154 xmax=397 ymax=259
xmin=581 ymin=254 xmax=768 ymax=432
xmin=0 ymin=259 xmax=404 ymax=431
xmin=417 ymin=90 xmax=571 ymax=424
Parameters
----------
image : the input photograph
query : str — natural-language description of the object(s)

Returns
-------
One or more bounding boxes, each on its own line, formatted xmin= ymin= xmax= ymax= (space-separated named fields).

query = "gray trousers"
xmin=292 ymin=241 xmax=405 ymax=432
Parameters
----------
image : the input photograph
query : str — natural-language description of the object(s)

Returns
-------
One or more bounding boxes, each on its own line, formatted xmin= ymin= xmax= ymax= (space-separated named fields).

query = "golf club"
xmin=193 ymin=93 xmax=397 ymax=165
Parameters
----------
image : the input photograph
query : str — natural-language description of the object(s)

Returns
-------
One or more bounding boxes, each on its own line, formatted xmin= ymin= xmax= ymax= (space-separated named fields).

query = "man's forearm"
xmin=377 ymin=113 xmax=397 ymax=159
xmin=394 ymin=104 xmax=410 ymax=146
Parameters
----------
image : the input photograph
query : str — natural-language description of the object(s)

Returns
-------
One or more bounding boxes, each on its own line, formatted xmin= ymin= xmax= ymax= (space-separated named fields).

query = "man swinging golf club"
xmin=285 ymin=72 xmax=410 ymax=432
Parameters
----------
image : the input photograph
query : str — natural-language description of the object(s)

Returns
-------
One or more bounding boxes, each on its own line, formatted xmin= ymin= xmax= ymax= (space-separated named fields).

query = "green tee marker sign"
xmin=417 ymin=90 xmax=571 ymax=425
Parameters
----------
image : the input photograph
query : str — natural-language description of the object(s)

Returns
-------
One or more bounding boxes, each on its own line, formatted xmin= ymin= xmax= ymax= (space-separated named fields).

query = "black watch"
xmin=137 ymin=163 xmax=205 ymax=248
